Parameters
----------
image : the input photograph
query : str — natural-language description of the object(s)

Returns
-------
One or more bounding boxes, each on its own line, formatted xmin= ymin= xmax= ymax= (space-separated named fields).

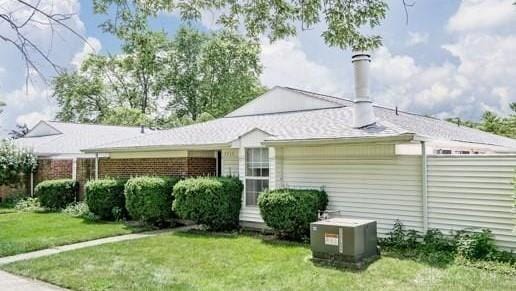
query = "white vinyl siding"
xmin=427 ymin=155 xmax=516 ymax=250
xmin=279 ymin=144 xmax=423 ymax=235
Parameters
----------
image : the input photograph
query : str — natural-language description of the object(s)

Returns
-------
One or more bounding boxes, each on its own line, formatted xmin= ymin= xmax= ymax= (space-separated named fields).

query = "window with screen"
xmin=245 ymin=148 xmax=269 ymax=206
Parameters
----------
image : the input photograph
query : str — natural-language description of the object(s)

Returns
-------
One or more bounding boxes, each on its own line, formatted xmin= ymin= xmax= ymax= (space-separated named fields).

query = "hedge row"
xmin=34 ymin=176 xmax=324 ymax=238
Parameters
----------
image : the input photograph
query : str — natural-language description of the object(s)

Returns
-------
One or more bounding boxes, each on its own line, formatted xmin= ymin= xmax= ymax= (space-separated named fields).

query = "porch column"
xmin=72 ymin=158 xmax=77 ymax=180
xmin=94 ymin=153 xmax=99 ymax=180
xmin=30 ymin=171 xmax=34 ymax=197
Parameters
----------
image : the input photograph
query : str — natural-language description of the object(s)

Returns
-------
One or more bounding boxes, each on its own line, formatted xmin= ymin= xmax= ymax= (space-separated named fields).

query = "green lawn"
xmin=3 ymin=231 xmax=514 ymax=291
xmin=0 ymin=211 xmax=144 ymax=257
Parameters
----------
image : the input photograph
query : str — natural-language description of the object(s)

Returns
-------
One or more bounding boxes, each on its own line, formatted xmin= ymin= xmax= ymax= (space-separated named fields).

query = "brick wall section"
xmin=187 ymin=157 xmax=217 ymax=177
xmin=5 ymin=157 xmax=217 ymax=201
xmin=99 ymin=158 xmax=187 ymax=178
xmin=99 ymin=157 xmax=216 ymax=179
xmin=35 ymin=159 xmax=73 ymax=185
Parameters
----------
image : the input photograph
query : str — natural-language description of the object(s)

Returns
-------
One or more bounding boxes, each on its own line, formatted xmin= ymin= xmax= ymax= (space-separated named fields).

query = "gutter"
xmin=421 ymin=141 xmax=428 ymax=233
xmin=262 ymin=133 xmax=416 ymax=146
xmin=82 ymin=143 xmax=232 ymax=154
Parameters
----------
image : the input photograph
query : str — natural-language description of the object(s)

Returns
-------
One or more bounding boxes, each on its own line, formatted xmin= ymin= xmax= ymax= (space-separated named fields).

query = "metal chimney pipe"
xmin=352 ymin=51 xmax=376 ymax=128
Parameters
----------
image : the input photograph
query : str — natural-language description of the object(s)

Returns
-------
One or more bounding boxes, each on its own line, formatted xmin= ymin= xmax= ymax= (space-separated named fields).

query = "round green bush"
xmin=34 ymin=179 xmax=78 ymax=209
xmin=124 ymin=176 xmax=179 ymax=224
xmin=85 ymin=179 xmax=126 ymax=220
xmin=173 ymin=177 xmax=243 ymax=230
xmin=258 ymin=189 xmax=327 ymax=240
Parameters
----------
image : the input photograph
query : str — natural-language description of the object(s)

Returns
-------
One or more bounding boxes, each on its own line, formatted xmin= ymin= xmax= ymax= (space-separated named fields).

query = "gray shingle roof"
xmin=14 ymin=121 xmax=147 ymax=155
xmin=84 ymin=87 xmax=516 ymax=151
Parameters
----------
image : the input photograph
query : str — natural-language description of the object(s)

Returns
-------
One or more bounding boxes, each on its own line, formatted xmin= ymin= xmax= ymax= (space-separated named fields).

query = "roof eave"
xmin=261 ymin=133 xmax=416 ymax=146
xmin=82 ymin=143 xmax=232 ymax=153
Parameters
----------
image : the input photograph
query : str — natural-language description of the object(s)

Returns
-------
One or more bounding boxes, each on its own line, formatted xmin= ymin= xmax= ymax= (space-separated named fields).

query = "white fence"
xmin=427 ymin=155 xmax=516 ymax=250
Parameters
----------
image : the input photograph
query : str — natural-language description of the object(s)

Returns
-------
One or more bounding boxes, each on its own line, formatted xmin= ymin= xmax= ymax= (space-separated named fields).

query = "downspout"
xmin=94 ymin=153 xmax=99 ymax=180
xmin=421 ymin=141 xmax=428 ymax=233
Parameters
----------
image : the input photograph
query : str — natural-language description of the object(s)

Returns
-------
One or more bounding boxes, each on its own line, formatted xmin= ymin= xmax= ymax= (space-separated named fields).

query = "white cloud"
xmin=16 ymin=111 xmax=54 ymax=128
xmin=447 ymin=0 xmax=516 ymax=32
xmin=406 ymin=32 xmax=429 ymax=46
xmin=259 ymin=39 xmax=345 ymax=95
xmin=0 ymin=0 xmax=86 ymax=137
xmin=71 ymin=37 xmax=102 ymax=68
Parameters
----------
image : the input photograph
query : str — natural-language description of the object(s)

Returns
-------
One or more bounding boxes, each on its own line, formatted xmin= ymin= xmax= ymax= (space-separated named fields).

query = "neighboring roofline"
xmin=25 ymin=120 xmax=63 ymax=137
xmin=82 ymin=143 xmax=232 ymax=153
xmin=47 ymin=120 xmax=145 ymax=129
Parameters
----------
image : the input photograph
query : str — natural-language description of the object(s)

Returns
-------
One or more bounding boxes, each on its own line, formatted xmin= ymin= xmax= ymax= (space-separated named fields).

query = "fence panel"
xmin=427 ymin=155 xmax=516 ymax=250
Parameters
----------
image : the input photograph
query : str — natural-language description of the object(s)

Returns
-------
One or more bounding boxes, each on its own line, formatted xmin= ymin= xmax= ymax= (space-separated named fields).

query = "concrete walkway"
xmin=0 ymin=270 xmax=66 ymax=291
xmin=0 ymin=225 xmax=195 ymax=290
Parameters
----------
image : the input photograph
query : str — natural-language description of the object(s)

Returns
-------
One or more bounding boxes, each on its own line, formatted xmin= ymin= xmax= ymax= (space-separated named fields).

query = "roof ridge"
xmin=224 ymin=106 xmax=347 ymax=118
xmin=281 ymin=86 xmax=440 ymax=120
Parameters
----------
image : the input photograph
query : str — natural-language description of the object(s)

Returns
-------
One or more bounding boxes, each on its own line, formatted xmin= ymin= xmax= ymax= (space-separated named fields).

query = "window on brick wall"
xmin=245 ymin=148 xmax=269 ymax=206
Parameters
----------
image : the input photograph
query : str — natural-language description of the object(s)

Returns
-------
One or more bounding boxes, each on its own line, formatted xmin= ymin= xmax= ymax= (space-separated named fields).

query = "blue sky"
xmin=1 ymin=0 xmax=516 ymax=136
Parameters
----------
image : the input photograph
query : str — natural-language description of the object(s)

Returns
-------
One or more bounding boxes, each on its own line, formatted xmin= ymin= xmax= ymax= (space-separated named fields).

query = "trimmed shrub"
xmin=34 ymin=179 xmax=78 ymax=209
xmin=85 ymin=179 xmax=126 ymax=220
xmin=258 ymin=188 xmax=328 ymax=240
xmin=125 ymin=176 xmax=180 ymax=224
xmin=173 ymin=177 xmax=243 ymax=230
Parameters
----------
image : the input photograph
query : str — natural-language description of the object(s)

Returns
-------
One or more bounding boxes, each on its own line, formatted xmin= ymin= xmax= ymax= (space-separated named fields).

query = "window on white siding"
xmin=245 ymin=148 xmax=269 ymax=206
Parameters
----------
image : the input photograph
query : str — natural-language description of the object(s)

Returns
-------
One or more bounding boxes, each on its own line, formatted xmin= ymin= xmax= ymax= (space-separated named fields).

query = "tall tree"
xmin=164 ymin=27 xmax=264 ymax=120
xmin=0 ymin=100 xmax=4 ymax=114
xmin=94 ymin=0 xmax=389 ymax=50
xmin=52 ymin=26 xmax=263 ymax=126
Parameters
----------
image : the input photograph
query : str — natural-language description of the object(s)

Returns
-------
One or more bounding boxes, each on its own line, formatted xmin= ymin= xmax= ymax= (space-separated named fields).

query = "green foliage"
xmin=455 ymin=229 xmax=498 ymax=261
xmin=124 ymin=176 xmax=180 ymax=224
xmin=258 ymin=188 xmax=328 ymax=240
xmin=62 ymin=201 xmax=96 ymax=220
xmin=34 ymin=179 xmax=79 ymax=210
xmin=165 ymin=27 xmax=264 ymax=120
xmin=94 ymin=0 xmax=388 ymax=50
xmin=14 ymin=197 xmax=43 ymax=212
xmin=85 ymin=179 xmax=127 ymax=220
xmin=173 ymin=177 xmax=243 ymax=231
xmin=447 ymin=102 xmax=516 ymax=138
xmin=53 ymin=23 xmax=264 ymax=127
xmin=0 ymin=191 xmax=26 ymax=208
xmin=101 ymin=107 xmax=150 ymax=127
xmin=380 ymin=221 xmax=515 ymax=268
xmin=0 ymin=140 xmax=37 ymax=186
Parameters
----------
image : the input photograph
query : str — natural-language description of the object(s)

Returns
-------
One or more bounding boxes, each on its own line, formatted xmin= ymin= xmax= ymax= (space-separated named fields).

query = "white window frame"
xmin=244 ymin=147 xmax=269 ymax=207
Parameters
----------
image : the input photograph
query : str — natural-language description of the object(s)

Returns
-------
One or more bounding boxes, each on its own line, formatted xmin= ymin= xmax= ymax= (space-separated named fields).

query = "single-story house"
xmin=9 ymin=52 xmax=516 ymax=248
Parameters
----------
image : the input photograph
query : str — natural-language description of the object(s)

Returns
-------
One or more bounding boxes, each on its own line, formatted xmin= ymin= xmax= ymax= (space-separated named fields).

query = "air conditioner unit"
xmin=310 ymin=218 xmax=379 ymax=268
